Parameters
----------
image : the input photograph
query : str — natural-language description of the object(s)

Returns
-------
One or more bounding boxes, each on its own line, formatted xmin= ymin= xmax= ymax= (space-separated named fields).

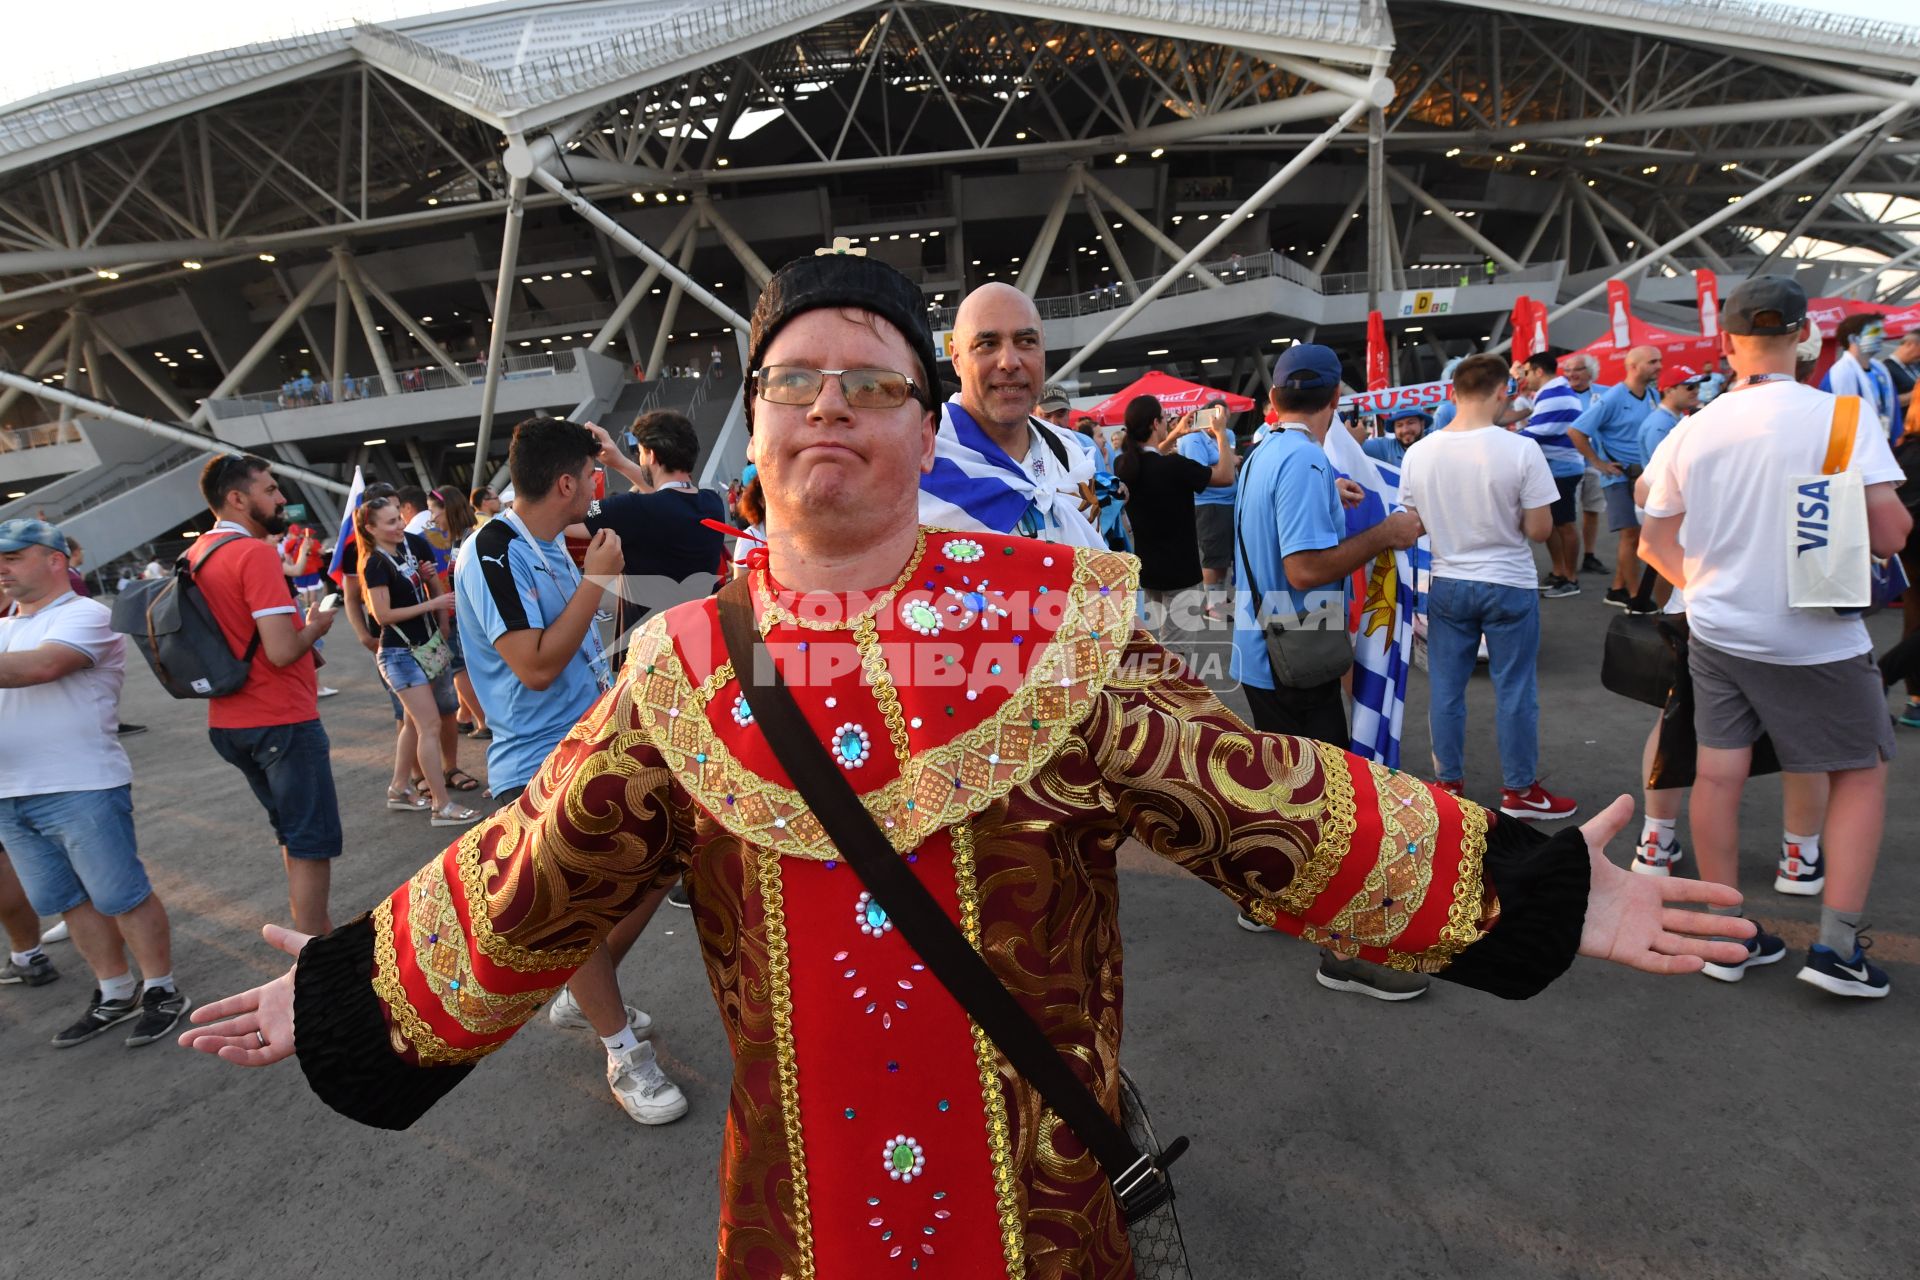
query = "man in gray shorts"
xmin=1640 ymin=275 xmax=1910 ymax=999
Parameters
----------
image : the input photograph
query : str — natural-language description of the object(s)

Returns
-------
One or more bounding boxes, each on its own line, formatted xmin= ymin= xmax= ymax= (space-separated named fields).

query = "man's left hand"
xmin=1575 ymin=795 xmax=1755 ymax=973
xmin=1336 ymin=478 xmax=1365 ymax=508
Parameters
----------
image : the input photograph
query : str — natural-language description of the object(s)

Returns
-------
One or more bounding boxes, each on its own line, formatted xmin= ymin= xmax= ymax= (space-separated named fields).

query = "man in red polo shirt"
xmin=194 ymin=455 xmax=342 ymax=935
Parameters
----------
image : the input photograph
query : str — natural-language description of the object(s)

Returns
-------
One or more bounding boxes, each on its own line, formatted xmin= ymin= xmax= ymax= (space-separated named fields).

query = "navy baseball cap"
xmin=1272 ymin=343 xmax=1343 ymax=391
xmin=1723 ymin=276 xmax=1807 ymax=337
xmin=0 ymin=518 xmax=68 ymax=555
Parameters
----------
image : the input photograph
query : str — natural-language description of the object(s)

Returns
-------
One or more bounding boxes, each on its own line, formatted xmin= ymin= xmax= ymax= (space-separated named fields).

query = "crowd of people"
xmin=0 ymin=252 xmax=1907 ymax=1274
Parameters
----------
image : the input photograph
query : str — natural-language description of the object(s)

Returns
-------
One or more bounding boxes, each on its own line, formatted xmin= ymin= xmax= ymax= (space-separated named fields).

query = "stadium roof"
xmin=4 ymin=0 xmax=1920 ymax=308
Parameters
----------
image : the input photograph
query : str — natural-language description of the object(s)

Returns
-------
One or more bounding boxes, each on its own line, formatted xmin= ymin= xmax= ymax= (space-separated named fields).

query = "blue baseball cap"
xmin=1388 ymin=407 xmax=1433 ymax=424
xmin=1272 ymin=343 xmax=1344 ymax=391
xmin=0 ymin=518 xmax=68 ymax=555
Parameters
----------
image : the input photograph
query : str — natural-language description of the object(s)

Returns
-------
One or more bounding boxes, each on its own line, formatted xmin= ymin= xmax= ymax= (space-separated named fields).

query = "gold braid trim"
xmin=454 ymin=824 xmax=598 ymax=975
xmin=854 ymin=613 xmax=915 ymax=771
xmin=1292 ymin=800 xmax=1492 ymax=974
xmin=692 ymin=660 xmax=736 ymax=709
xmin=952 ymin=819 xmax=1027 ymax=1280
xmin=756 ymin=849 xmax=815 ymax=1279
xmin=755 ymin=530 xmax=928 ymax=632
xmin=1267 ymin=739 xmax=1358 ymax=918
xmin=369 ymin=897 xmax=498 ymax=1067
xmin=620 ymin=542 xmax=1139 ymax=862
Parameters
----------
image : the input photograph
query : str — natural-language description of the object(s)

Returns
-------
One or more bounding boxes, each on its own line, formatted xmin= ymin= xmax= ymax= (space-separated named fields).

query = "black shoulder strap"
xmin=1033 ymin=417 xmax=1074 ymax=470
xmin=714 ymin=576 xmax=1184 ymax=1220
xmin=186 ymin=533 xmax=262 ymax=662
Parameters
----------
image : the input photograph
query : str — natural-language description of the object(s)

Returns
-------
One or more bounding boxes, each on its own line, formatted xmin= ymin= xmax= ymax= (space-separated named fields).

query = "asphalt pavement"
xmin=3 ymin=570 xmax=1915 ymax=1280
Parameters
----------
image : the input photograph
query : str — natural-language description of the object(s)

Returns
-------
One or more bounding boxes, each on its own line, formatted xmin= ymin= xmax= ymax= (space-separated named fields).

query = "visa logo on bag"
xmin=1795 ymin=478 xmax=1830 ymax=555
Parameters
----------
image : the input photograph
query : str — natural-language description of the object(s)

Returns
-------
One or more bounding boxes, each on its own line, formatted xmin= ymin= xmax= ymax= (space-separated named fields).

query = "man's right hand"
xmin=1380 ymin=510 xmax=1423 ymax=549
xmin=583 ymin=527 xmax=624 ymax=579
xmin=178 ymin=923 xmax=310 ymax=1066
xmin=584 ymin=421 xmax=619 ymax=459
xmin=1598 ymin=460 xmax=1625 ymax=478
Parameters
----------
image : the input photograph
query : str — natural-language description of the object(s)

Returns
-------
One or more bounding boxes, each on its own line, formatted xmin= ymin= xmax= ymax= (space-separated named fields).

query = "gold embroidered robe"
xmin=291 ymin=530 xmax=1588 ymax=1280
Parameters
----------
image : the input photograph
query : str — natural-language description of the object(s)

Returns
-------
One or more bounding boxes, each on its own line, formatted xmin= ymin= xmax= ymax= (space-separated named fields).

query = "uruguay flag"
xmin=1320 ymin=423 xmax=1429 ymax=769
xmin=326 ymin=465 xmax=366 ymax=585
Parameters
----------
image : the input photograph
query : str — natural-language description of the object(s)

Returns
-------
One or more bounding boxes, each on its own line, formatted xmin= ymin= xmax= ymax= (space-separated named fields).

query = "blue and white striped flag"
xmin=1320 ymin=424 xmax=1429 ymax=768
xmin=917 ymin=398 xmax=1106 ymax=547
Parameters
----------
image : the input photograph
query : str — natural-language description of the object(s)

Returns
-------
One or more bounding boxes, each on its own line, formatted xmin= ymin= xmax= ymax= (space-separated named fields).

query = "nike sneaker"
xmin=1499 ymin=783 xmax=1578 ymax=822
xmin=1797 ymin=938 xmax=1890 ymax=999
xmin=1700 ymin=926 xmax=1787 ymax=983
xmin=1632 ymin=832 xmax=1684 ymax=876
xmin=1774 ymin=841 xmax=1824 ymax=896
xmin=607 ymin=1040 xmax=689 ymax=1124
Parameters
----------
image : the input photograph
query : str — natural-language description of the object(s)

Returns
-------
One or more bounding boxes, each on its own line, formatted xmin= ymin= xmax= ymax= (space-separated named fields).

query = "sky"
xmin=5 ymin=0 xmax=1920 ymax=103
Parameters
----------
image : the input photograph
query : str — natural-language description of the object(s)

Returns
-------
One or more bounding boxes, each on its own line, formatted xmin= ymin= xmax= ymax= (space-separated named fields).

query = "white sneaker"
xmin=547 ymin=985 xmax=654 ymax=1039
xmin=1775 ymin=841 xmax=1824 ymax=896
xmin=1631 ymin=832 xmax=1684 ymax=876
xmin=316 ymin=686 xmax=340 ymax=698
xmin=607 ymin=1040 xmax=688 ymax=1125
xmin=42 ymin=919 xmax=69 ymax=944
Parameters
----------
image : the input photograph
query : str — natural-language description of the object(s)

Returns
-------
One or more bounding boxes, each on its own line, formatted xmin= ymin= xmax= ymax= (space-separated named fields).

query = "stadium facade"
xmin=2 ymin=0 xmax=1918 ymax=572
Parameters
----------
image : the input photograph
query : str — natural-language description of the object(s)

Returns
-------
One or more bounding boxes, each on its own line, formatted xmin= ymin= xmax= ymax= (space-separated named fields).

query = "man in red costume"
xmin=183 ymin=255 xmax=1750 ymax=1279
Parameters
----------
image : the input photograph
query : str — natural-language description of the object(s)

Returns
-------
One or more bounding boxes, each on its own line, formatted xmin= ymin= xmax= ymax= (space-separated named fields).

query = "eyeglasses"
xmin=362 ymin=496 xmax=396 ymax=512
xmin=753 ymin=366 xmax=924 ymax=410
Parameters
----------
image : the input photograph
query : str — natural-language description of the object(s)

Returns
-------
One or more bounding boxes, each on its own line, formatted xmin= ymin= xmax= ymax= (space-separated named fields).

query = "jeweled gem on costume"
xmin=832 ymin=722 xmax=872 ymax=769
xmin=884 ymin=1135 xmax=926 ymax=1182
xmin=856 ymin=891 xmax=893 ymax=937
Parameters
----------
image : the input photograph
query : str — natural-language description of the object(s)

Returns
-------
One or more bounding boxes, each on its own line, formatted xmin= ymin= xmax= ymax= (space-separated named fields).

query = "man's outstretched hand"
xmin=177 ymin=923 xmax=310 ymax=1066
xmin=1575 ymin=794 xmax=1755 ymax=974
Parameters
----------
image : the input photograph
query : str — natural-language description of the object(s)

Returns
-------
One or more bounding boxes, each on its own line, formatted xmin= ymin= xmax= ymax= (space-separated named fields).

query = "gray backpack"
xmin=110 ymin=535 xmax=261 ymax=699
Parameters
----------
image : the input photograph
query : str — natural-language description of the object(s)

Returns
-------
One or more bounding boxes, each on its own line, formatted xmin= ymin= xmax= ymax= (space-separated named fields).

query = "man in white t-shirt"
xmin=1400 ymin=355 xmax=1575 ymax=822
xmin=1640 ymin=276 xmax=1910 ymax=999
xmin=0 ymin=518 xmax=191 ymax=1048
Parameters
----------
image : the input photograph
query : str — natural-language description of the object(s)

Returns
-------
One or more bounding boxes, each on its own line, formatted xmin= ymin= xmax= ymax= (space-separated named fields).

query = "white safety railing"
xmin=205 ymin=349 xmax=578 ymax=419
xmin=0 ymin=420 xmax=87 ymax=452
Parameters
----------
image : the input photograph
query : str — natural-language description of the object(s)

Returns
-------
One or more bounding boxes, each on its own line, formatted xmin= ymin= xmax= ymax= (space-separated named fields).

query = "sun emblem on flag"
xmin=1360 ymin=550 xmax=1399 ymax=639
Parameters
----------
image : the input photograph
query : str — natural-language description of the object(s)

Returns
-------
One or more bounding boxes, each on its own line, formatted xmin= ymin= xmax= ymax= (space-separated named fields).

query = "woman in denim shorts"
xmin=355 ymin=498 xmax=478 ymax=826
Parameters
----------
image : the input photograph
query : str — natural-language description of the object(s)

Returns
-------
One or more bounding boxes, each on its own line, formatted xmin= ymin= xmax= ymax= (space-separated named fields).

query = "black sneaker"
xmin=666 ymin=884 xmax=691 ymax=910
xmin=1604 ymin=587 xmax=1632 ymax=609
xmin=1625 ymin=596 xmax=1660 ymax=616
xmin=115 ymin=723 xmax=148 ymax=738
xmin=1797 ymin=936 xmax=1890 ymax=999
xmin=1581 ymin=554 xmax=1606 ymax=574
xmin=1315 ymin=951 xmax=1429 ymax=1001
xmin=51 ymin=988 xmax=142 ymax=1048
xmin=1700 ymin=926 xmax=1787 ymax=983
xmin=124 ymin=986 xmax=192 ymax=1047
xmin=0 ymin=954 xmax=59 ymax=986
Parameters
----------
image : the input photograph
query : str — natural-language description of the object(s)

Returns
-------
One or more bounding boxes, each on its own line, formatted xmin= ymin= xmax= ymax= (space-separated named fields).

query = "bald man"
xmin=917 ymin=283 xmax=1106 ymax=546
xmin=1569 ymin=345 xmax=1663 ymax=610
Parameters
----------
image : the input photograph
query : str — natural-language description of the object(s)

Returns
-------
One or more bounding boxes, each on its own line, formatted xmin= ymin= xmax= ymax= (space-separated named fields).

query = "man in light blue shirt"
xmin=1361 ymin=407 xmax=1430 ymax=468
xmin=455 ymin=415 xmax=688 ymax=1127
xmin=1232 ymin=346 xmax=1425 ymax=1000
xmin=1569 ymin=345 xmax=1661 ymax=609
xmin=1232 ymin=345 xmax=1422 ymax=736
xmin=1637 ymin=363 xmax=1705 ymax=468
xmin=1176 ymin=401 xmax=1239 ymax=616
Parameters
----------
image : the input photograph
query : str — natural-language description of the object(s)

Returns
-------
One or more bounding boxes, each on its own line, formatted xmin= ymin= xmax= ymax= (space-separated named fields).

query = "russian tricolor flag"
xmin=326 ymin=465 xmax=366 ymax=585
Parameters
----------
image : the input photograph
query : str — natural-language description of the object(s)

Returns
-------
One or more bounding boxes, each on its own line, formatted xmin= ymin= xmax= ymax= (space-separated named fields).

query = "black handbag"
xmin=1600 ymin=612 xmax=1679 ymax=709
xmin=715 ymin=578 xmax=1193 ymax=1271
xmin=1645 ymin=615 xmax=1782 ymax=790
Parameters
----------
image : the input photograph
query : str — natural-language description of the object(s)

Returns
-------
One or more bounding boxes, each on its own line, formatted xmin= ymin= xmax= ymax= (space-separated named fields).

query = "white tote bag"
xmin=1786 ymin=396 xmax=1870 ymax=609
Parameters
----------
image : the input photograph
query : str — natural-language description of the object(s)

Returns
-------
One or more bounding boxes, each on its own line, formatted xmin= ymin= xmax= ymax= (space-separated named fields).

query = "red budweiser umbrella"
xmin=1088 ymin=371 xmax=1257 ymax=425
